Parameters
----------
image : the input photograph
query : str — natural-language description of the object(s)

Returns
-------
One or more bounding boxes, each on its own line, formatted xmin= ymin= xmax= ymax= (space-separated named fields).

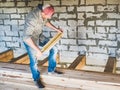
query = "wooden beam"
xmin=0 ymin=49 xmax=14 ymax=62
xmin=104 ymin=57 xmax=116 ymax=73
xmin=9 ymin=53 xmax=29 ymax=64
xmin=41 ymin=32 xmax=63 ymax=53
xmin=68 ymin=55 xmax=86 ymax=69
xmin=0 ymin=63 xmax=120 ymax=90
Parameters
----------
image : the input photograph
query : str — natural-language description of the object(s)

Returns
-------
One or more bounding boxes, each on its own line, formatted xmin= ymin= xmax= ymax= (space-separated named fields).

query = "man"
xmin=23 ymin=4 xmax=63 ymax=88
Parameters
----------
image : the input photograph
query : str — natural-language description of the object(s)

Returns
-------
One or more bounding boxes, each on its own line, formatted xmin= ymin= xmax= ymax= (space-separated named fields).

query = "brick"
xmin=118 ymin=20 xmax=120 ymax=30
xmin=60 ymin=51 xmax=78 ymax=58
xmin=11 ymin=14 xmax=21 ymax=19
xmin=68 ymin=29 xmax=77 ymax=38
xmin=86 ymin=53 xmax=108 ymax=66
xmin=43 ymin=31 xmax=50 ymax=38
xmin=67 ymin=6 xmax=75 ymax=12
xmin=116 ymin=49 xmax=120 ymax=61
xmin=68 ymin=20 xmax=77 ymax=27
xmin=14 ymin=49 xmax=27 ymax=57
xmin=80 ymin=0 xmax=85 ymax=5
xmin=88 ymin=32 xmax=107 ymax=39
xmin=86 ymin=13 xmax=103 ymax=19
xmin=4 ymin=20 xmax=18 ymax=25
xmin=78 ymin=32 xmax=86 ymax=39
xmin=119 ymin=5 xmax=120 ymax=12
xmin=107 ymin=13 xmax=120 ymax=19
xmin=18 ymin=20 xmax=25 ymax=25
xmin=17 ymin=2 xmax=26 ymax=7
xmin=61 ymin=39 xmax=76 ymax=45
xmin=5 ymin=30 xmax=19 ymax=37
xmin=79 ymin=46 xmax=87 ymax=52
xmin=60 ymin=56 xmax=77 ymax=63
xmin=77 ymin=13 xmax=85 ymax=19
xmin=55 ymin=7 xmax=66 ymax=12
xmin=116 ymin=59 xmax=120 ymax=68
xmin=0 ymin=20 xmax=3 ymax=24
xmin=59 ymin=20 xmax=67 ymax=27
xmin=98 ymin=40 xmax=117 ymax=47
xmin=69 ymin=45 xmax=79 ymax=51
xmin=77 ymin=6 xmax=94 ymax=12
xmin=0 ymin=2 xmax=14 ymax=7
xmin=89 ymin=46 xmax=107 ymax=53
xmin=108 ymin=48 xmax=117 ymax=57
xmin=78 ymin=40 xmax=96 ymax=45
xmin=109 ymin=27 xmax=119 ymax=33
xmin=96 ymin=20 xmax=116 ymax=26
xmin=97 ymin=5 xmax=117 ymax=12
xmin=28 ymin=1 xmax=42 ymax=7
xmin=58 ymin=45 xmax=68 ymax=50
xmin=0 ymin=42 xmax=5 ymax=47
xmin=78 ymin=27 xmax=93 ymax=33
xmin=1 ymin=37 xmax=12 ymax=41
xmin=86 ymin=0 xmax=106 ymax=5
xmin=6 ymin=42 xmax=20 ymax=47
xmin=0 ymin=9 xmax=2 ymax=13
xmin=17 ymin=8 xmax=32 ymax=13
xmin=12 ymin=25 xmax=19 ymax=31
xmin=0 ymin=14 xmax=9 ymax=19
xmin=19 ymin=31 xmax=24 ymax=37
xmin=44 ymin=0 xmax=60 ymax=6
xmin=0 ymin=25 xmax=11 ymax=31
xmin=78 ymin=20 xmax=84 ymax=26
xmin=108 ymin=34 xmax=116 ymax=40
xmin=117 ymin=34 xmax=120 ymax=41
xmin=59 ymin=13 xmax=76 ymax=19
xmin=97 ymin=27 xmax=106 ymax=33
xmin=12 ymin=37 xmax=22 ymax=42
xmin=0 ymin=30 xmax=5 ymax=36
xmin=3 ymin=8 xmax=17 ymax=13
xmin=87 ymin=21 xmax=95 ymax=26
xmin=107 ymin=0 xmax=120 ymax=4
xmin=61 ymin=0 xmax=79 ymax=5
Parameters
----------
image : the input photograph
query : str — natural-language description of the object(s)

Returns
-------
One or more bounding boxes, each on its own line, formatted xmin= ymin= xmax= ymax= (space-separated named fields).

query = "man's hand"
xmin=36 ymin=50 xmax=42 ymax=59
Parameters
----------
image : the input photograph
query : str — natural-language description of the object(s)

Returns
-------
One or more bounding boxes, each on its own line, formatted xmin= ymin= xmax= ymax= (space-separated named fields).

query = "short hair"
xmin=42 ymin=4 xmax=54 ymax=15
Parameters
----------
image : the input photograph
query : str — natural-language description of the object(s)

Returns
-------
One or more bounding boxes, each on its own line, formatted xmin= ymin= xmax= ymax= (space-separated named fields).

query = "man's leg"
xmin=23 ymin=42 xmax=45 ymax=88
xmin=48 ymin=46 xmax=57 ymax=72
xmin=39 ymin=34 xmax=63 ymax=74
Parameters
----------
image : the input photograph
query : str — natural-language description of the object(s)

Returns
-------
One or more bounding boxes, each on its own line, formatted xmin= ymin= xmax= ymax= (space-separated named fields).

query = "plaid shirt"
xmin=23 ymin=7 xmax=48 ymax=44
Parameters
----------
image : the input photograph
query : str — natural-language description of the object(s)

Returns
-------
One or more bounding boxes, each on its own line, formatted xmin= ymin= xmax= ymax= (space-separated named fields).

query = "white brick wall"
xmin=86 ymin=0 xmax=106 ymax=5
xmin=77 ymin=6 xmax=95 ymax=12
xmin=96 ymin=20 xmax=116 ymax=26
xmin=0 ymin=0 xmax=120 ymax=67
xmin=97 ymin=5 xmax=117 ymax=12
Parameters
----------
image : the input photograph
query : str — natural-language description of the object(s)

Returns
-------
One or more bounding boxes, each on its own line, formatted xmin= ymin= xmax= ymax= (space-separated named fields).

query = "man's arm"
xmin=24 ymin=38 xmax=42 ymax=59
xmin=46 ymin=22 xmax=63 ymax=33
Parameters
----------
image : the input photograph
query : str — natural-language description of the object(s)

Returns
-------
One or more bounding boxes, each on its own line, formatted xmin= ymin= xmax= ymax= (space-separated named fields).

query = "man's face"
xmin=45 ymin=12 xmax=54 ymax=19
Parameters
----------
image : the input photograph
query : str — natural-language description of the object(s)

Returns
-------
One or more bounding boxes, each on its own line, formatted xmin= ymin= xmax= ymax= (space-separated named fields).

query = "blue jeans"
xmin=23 ymin=36 xmax=57 ymax=81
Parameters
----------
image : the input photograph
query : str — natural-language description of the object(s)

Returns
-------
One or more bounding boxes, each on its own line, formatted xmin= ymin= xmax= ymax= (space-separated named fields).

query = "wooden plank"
xmin=68 ymin=55 xmax=86 ymax=69
xmin=9 ymin=53 xmax=29 ymax=64
xmin=0 ymin=63 xmax=120 ymax=90
xmin=104 ymin=57 xmax=116 ymax=73
xmin=41 ymin=32 xmax=63 ymax=53
xmin=0 ymin=49 xmax=14 ymax=62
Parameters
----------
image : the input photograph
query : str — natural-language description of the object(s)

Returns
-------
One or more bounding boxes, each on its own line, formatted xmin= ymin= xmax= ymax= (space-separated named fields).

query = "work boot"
xmin=34 ymin=79 xmax=45 ymax=88
xmin=48 ymin=69 xmax=63 ymax=75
